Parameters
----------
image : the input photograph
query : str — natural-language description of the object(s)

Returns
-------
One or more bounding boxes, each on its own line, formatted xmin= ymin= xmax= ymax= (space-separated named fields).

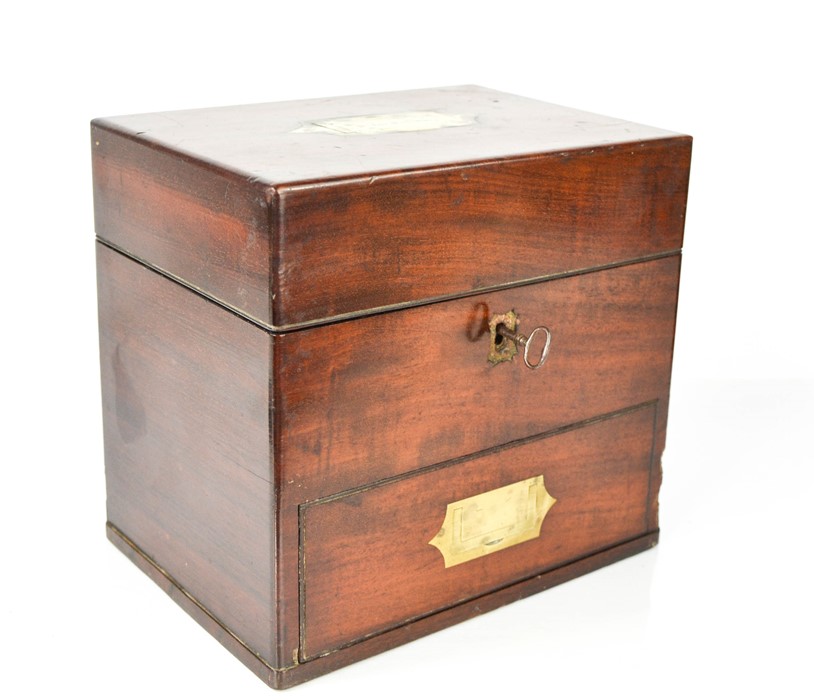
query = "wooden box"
xmin=92 ymin=86 xmax=691 ymax=688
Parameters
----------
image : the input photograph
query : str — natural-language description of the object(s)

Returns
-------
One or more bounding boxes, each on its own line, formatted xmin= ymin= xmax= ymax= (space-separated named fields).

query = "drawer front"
xmin=300 ymin=404 xmax=656 ymax=659
xmin=276 ymin=255 xmax=679 ymax=499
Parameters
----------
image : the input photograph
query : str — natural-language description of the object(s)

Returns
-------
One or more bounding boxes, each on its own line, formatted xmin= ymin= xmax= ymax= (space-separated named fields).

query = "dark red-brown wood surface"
xmin=92 ymin=128 xmax=272 ymax=324
xmin=273 ymin=140 xmax=690 ymax=326
xmin=93 ymin=86 xmax=690 ymax=687
xmin=276 ymin=256 xmax=679 ymax=498
xmin=108 ymin=520 xmax=658 ymax=689
xmin=91 ymin=86 xmax=691 ymax=329
xmin=97 ymin=243 xmax=276 ymax=664
xmin=96 ymin=246 xmax=680 ymax=681
xmin=90 ymin=86 xmax=682 ymax=184
xmin=271 ymin=255 xmax=680 ymax=665
xmin=301 ymin=405 xmax=656 ymax=659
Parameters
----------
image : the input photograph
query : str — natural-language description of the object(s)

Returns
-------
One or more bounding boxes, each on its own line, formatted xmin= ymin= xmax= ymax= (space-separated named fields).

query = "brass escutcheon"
xmin=488 ymin=310 xmax=552 ymax=369
xmin=487 ymin=310 xmax=519 ymax=365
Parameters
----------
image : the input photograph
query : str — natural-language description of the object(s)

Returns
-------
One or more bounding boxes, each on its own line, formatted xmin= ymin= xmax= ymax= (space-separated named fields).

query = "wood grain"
xmin=97 ymin=243 xmax=276 ymax=664
xmin=92 ymin=86 xmax=691 ymax=329
xmin=108 ymin=521 xmax=657 ymax=689
xmin=270 ymin=255 xmax=680 ymax=663
xmin=274 ymin=139 xmax=690 ymax=326
xmin=91 ymin=124 xmax=272 ymax=324
xmin=90 ymin=86 xmax=681 ymax=188
xmin=96 ymin=244 xmax=680 ymax=682
xmin=93 ymin=86 xmax=690 ymax=687
xmin=276 ymin=256 xmax=680 ymax=499
xmin=300 ymin=404 xmax=656 ymax=659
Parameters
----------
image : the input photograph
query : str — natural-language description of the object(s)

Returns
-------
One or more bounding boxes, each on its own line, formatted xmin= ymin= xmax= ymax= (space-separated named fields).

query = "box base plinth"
xmin=107 ymin=522 xmax=659 ymax=690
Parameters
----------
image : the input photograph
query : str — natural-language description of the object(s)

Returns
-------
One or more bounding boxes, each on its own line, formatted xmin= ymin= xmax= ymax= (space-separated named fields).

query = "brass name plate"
xmin=293 ymin=111 xmax=474 ymax=135
xmin=429 ymin=475 xmax=557 ymax=568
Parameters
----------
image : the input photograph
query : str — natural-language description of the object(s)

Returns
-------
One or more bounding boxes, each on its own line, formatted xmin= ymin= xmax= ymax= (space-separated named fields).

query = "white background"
xmin=2 ymin=2 xmax=812 ymax=698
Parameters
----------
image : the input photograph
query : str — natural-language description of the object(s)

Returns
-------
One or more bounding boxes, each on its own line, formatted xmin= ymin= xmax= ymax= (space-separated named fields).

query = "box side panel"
xmin=97 ymin=243 xmax=275 ymax=663
xmin=91 ymin=122 xmax=272 ymax=326
xmin=275 ymin=137 xmax=691 ymax=327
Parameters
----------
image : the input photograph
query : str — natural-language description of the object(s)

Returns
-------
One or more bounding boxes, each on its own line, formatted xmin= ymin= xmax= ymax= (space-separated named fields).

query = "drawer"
xmin=276 ymin=255 xmax=679 ymax=499
xmin=299 ymin=403 xmax=656 ymax=659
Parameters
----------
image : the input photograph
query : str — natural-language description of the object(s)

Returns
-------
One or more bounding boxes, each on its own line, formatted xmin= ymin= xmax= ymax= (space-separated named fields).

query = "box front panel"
xmin=277 ymin=256 xmax=680 ymax=500
xmin=275 ymin=138 xmax=690 ymax=327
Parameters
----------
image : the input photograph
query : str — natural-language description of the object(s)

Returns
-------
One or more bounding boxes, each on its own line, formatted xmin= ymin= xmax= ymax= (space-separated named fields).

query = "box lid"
xmin=92 ymin=85 xmax=691 ymax=330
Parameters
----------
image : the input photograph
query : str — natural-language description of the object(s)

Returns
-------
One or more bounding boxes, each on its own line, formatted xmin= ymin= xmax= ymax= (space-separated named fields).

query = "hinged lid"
xmin=92 ymin=86 xmax=691 ymax=331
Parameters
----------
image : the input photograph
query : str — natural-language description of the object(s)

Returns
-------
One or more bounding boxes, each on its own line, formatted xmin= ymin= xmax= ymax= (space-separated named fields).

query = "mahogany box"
xmin=92 ymin=86 xmax=691 ymax=688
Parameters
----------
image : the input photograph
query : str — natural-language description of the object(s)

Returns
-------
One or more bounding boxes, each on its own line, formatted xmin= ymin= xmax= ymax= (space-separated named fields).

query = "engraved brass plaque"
xmin=429 ymin=475 xmax=557 ymax=567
